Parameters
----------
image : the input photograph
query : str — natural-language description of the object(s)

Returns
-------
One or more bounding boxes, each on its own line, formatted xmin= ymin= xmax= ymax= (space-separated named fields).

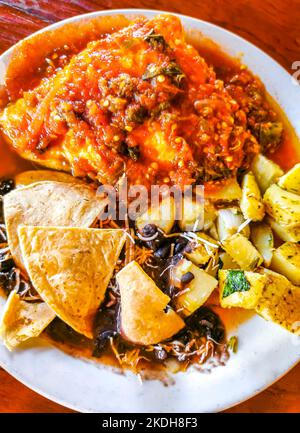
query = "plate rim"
xmin=0 ymin=8 xmax=299 ymax=413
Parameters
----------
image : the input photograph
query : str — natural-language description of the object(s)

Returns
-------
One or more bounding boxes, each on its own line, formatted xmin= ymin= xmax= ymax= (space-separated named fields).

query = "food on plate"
xmin=0 ymin=13 xmax=299 ymax=376
xmin=0 ymin=290 xmax=55 ymax=350
xmin=217 ymin=207 xmax=250 ymax=241
xmin=255 ymin=269 xmax=300 ymax=334
xmin=263 ymin=184 xmax=300 ymax=227
xmin=136 ymin=196 xmax=175 ymax=234
xmin=271 ymin=242 xmax=300 ymax=285
xmin=117 ymin=261 xmax=184 ymax=345
xmin=250 ymin=223 xmax=274 ymax=266
xmin=18 ymin=226 xmax=126 ymax=338
xmin=240 ymin=172 xmax=265 ymax=221
xmin=251 ymin=154 xmax=283 ymax=193
xmin=221 ymin=233 xmax=263 ymax=271
xmin=278 ymin=163 xmax=300 ymax=194
xmin=219 ymin=270 xmax=266 ymax=309
xmin=171 ymin=258 xmax=218 ymax=316
xmin=3 ymin=180 xmax=106 ymax=270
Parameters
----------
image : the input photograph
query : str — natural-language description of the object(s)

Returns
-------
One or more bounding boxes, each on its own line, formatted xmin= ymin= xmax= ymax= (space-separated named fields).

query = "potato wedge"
xmin=271 ymin=242 xmax=300 ymax=285
xmin=171 ymin=258 xmax=218 ymax=316
xmin=217 ymin=207 xmax=250 ymax=241
xmin=136 ymin=196 xmax=175 ymax=234
xmin=263 ymin=184 xmax=300 ymax=227
xmin=219 ymin=270 xmax=266 ymax=309
xmin=184 ymin=232 xmax=219 ymax=266
xmin=256 ymin=269 xmax=300 ymax=334
xmin=240 ymin=171 xmax=265 ymax=221
xmin=222 ymin=233 xmax=263 ymax=271
xmin=205 ymin=178 xmax=242 ymax=202
xmin=278 ymin=163 xmax=300 ymax=194
xmin=251 ymin=154 xmax=283 ymax=193
xmin=267 ymin=217 xmax=300 ymax=242
xmin=251 ymin=223 xmax=274 ymax=266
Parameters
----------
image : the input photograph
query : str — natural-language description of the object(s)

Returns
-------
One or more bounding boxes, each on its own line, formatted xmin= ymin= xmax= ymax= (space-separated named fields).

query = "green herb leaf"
xmin=144 ymin=29 xmax=167 ymax=50
xmin=222 ymin=270 xmax=251 ymax=298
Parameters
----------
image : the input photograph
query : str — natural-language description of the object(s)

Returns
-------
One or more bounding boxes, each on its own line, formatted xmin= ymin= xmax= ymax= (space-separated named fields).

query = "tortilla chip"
xmin=117 ymin=261 xmax=185 ymax=345
xmin=0 ymin=290 xmax=55 ymax=351
xmin=15 ymin=170 xmax=83 ymax=187
xmin=18 ymin=226 xmax=126 ymax=338
xmin=4 ymin=181 xmax=106 ymax=270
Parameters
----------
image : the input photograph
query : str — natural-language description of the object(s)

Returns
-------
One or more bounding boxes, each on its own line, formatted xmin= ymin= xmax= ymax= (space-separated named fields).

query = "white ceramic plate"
xmin=0 ymin=9 xmax=299 ymax=413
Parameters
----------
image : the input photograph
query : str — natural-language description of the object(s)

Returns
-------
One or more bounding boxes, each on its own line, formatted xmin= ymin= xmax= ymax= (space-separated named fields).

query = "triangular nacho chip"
xmin=117 ymin=261 xmax=185 ymax=345
xmin=4 ymin=181 xmax=106 ymax=270
xmin=0 ymin=290 xmax=55 ymax=351
xmin=18 ymin=226 xmax=126 ymax=338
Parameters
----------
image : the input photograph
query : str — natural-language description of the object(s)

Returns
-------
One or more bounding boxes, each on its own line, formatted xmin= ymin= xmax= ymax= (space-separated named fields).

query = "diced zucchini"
xmin=222 ymin=233 xmax=263 ymax=271
xmin=136 ymin=196 xmax=175 ymax=234
xmin=217 ymin=207 xmax=250 ymax=241
xmin=264 ymin=184 xmax=300 ymax=227
xmin=255 ymin=269 xmax=300 ymax=334
xmin=278 ymin=163 xmax=300 ymax=194
xmin=267 ymin=217 xmax=300 ymax=242
xmin=205 ymin=178 xmax=242 ymax=202
xmin=219 ymin=270 xmax=266 ymax=309
xmin=184 ymin=232 xmax=219 ymax=266
xmin=219 ymin=252 xmax=240 ymax=270
xmin=240 ymin=171 xmax=265 ymax=221
xmin=251 ymin=223 xmax=274 ymax=266
xmin=171 ymin=258 xmax=218 ymax=316
xmin=271 ymin=242 xmax=300 ymax=285
xmin=251 ymin=154 xmax=283 ymax=193
xmin=178 ymin=196 xmax=204 ymax=232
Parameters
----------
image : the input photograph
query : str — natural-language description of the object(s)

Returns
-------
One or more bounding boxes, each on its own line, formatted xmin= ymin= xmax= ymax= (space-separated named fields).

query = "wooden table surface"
xmin=0 ymin=0 xmax=299 ymax=413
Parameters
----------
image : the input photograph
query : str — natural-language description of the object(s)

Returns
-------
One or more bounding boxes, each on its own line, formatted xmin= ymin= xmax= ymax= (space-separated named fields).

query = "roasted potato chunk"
xmin=251 ymin=223 xmax=274 ymax=267
xmin=217 ymin=207 xmax=250 ymax=241
xmin=278 ymin=163 xmax=300 ymax=194
xmin=178 ymin=196 xmax=204 ymax=232
xmin=222 ymin=233 xmax=263 ymax=271
xmin=267 ymin=217 xmax=300 ymax=242
xmin=219 ymin=270 xmax=266 ymax=309
xmin=184 ymin=232 xmax=219 ymax=266
xmin=271 ymin=242 xmax=300 ymax=285
xmin=251 ymin=154 xmax=283 ymax=193
xmin=240 ymin=171 xmax=265 ymax=221
xmin=171 ymin=259 xmax=218 ymax=316
xmin=256 ymin=269 xmax=300 ymax=334
xmin=264 ymin=184 xmax=300 ymax=227
xmin=136 ymin=196 xmax=175 ymax=234
xmin=205 ymin=178 xmax=242 ymax=202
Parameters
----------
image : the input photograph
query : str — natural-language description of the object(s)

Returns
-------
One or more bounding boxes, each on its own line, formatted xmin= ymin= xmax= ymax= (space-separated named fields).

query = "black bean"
xmin=142 ymin=223 xmax=157 ymax=237
xmin=181 ymin=271 xmax=194 ymax=285
xmin=154 ymin=243 xmax=171 ymax=259
xmin=174 ymin=237 xmax=188 ymax=254
xmin=0 ymin=179 xmax=14 ymax=196
xmin=0 ymin=258 xmax=14 ymax=272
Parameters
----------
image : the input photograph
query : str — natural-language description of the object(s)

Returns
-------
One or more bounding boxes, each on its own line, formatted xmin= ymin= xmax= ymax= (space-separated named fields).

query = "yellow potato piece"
xmin=4 ymin=181 xmax=106 ymax=270
xmin=256 ymin=269 xmax=300 ymax=335
xmin=271 ymin=242 xmax=300 ymax=285
xmin=18 ymin=226 xmax=126 ymax=338
xmin=0 ymin=290 xmax=55 ymax=351
xmin=117 ymin=261 xmax=184 ymax=345
xmin=222 ymin=233 xmax=263 ymax=271
xmin=278 ymin=163 xmax=300 ymax=194
xmin=240 ymin=171 xmax=265 ymax=221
